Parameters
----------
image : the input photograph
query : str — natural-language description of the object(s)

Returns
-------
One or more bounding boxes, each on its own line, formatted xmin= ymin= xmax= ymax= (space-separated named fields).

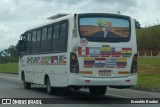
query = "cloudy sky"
xmin=0 ymin=0 xmax=160 ymax=50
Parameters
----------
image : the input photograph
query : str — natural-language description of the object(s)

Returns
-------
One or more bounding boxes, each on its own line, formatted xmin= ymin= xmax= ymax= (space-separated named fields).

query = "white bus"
xmin=18 ymin=13 xmax=137 ymax=95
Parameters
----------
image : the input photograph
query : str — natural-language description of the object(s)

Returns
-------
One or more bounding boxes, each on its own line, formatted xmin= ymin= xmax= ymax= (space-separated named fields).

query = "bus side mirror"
xmin=135 ymin=20 xmax=141 ymax=29
xmin=73 ymin=29 xmax=77 ymax=37
xmin=16 ymin=40 xmax=25 ymax=52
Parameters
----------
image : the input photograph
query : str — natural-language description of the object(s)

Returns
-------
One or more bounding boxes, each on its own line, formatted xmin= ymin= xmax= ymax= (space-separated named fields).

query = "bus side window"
xmin=31 ymin=30 xmax=39 ymax=54
xmin=26 ymin=32 xmax=31 ymax=54
xmin=40 ymin=27 xmax=51 ymax=53
xmin=47 ymin=26 xmax=53 ymax=52
xmin=60 ymin=23 xmax=66 ymax=37
xmin=27 ymin=33 xmax=31 ymax=42
xmin=42 ymin=28 xmax=47 ymax=41
xmin=37 ymin=30 xmax=41 ymax=42
xmin=32 ymin=31 xmax=37 ymax=42
xmin=51 ymin=22 xmax=68 ymax=53
xmin=53 ymin=24 xmax=60 ymax=38
xmin=47 ymin=26 xmax=53 ymax=40
xmin=21 ymin=33 xmax=27 ymax=42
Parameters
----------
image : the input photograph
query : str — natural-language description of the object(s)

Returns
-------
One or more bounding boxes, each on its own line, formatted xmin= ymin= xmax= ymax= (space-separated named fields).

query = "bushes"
xmin=137 ymin=25 xmax=160 ymax=55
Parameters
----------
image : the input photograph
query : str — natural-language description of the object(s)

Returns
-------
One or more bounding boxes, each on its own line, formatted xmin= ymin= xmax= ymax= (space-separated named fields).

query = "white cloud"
xmin=0 ymin=0 xmax=159 ymax=50
xmin=126 ymin=0 xmax=160 ymax=27
xmin=0 ymin=24 xmax=14 ymax=50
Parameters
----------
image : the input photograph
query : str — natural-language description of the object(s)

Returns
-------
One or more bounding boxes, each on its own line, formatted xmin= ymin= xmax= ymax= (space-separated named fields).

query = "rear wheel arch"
xmin=44 ymin=74 xmax=49 ymax=85
xmin=21 ymin=71 xmax=25 ymax=81
xmin=44 ymin=75 xmax=54 ymax=95
xmin=21 ymin=71 xmax=31 ymax=89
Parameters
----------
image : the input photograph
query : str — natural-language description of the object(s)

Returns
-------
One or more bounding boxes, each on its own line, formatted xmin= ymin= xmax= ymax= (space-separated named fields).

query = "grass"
xmin=135 ymin=73 xmax=160 ymax=92
xmin=136 ymin=58 xmax=160 ymax=92
xmin=138 ymin=58 xmax=160 ymax=71
xmin=0 ymin=58 xmax=160 ymax=92
xmin=0 ymin=63 xmax=18 ymax=74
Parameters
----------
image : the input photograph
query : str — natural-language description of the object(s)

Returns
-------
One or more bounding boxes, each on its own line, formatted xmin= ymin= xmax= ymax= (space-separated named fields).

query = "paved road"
xmin=0 ymin=73 xmax=159 ymax=107
xmin=89 ymin=31 xmax=124 ymax=38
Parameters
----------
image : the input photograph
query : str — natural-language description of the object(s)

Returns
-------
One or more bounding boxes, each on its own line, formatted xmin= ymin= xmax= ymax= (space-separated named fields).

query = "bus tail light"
xmin=131 ymin=54 xmax=137 ymax=74
xmin=70 ymin=52 xmax=79 ymax=73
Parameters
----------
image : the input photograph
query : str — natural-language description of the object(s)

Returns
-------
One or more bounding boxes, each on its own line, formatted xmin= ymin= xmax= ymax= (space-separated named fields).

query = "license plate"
xmin=99 ymin=70 xmax=111 ymax=76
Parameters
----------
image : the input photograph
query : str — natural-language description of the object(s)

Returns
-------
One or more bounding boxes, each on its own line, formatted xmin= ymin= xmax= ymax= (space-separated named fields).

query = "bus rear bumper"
xmin=68 ymin=74 xmax=137 ymax=86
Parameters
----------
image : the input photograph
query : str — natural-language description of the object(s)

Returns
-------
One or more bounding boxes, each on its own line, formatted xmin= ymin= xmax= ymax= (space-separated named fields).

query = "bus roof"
xmin=25 ymin=13 xmax=74 ymax=32
xmin=47 ymin=13 xmax=69 ymax=20
xmin=24 ymin=13 xmax=131 ymax=33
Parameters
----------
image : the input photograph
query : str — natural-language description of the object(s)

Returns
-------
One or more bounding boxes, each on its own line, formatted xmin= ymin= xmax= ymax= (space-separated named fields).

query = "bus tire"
xmin=22 ymin=72 xmax=31 ymax=89
xmin=89 ymin=86 xmax=107 ymax=95
xmin=72 ymin=86 xmax=82 ymax=90
xmin=46 ymin=77 xmax=53 ymax=95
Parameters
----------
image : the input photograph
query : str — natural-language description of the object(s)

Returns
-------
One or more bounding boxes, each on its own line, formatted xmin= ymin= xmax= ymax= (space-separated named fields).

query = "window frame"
xmin=23 ymin=19 xmax=69 ymax=55
xmin=78 ymin=13 xmax=131 ymax=42
xmin=51 ymin=20 xmax=69 ymax=53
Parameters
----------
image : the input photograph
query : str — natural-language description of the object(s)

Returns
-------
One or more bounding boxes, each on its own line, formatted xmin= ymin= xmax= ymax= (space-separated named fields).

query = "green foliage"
xmin=136 ymin=58 xmax=160 ymax=92
xmin=136 ymin=25 xmax=160 ymax=55
xmin=136 ymin=73 xmax=160 ymax=92
xmin=0 ymin=45 xmax=19 ymax=63
xmin=96 ymin=18 xmax=108 ymax=26
xmin=0 ymin=63 xmax=18 ymax=74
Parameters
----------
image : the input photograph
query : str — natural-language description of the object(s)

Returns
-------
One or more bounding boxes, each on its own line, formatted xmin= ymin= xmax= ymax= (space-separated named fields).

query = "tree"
xmin=96 ymin=18 xmax=108 ymax=26
xmin=7 ymin=45 xmax=19 ymax=57
xmin=0 ymin=45 xmax=19 ymax=63
xmin=136 ymin=25 xmax=160 ymax=55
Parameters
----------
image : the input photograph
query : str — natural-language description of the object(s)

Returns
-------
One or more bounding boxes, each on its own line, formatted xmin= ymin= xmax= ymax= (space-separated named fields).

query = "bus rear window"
xmin=79 ymin=15 xmax=131 ymax=42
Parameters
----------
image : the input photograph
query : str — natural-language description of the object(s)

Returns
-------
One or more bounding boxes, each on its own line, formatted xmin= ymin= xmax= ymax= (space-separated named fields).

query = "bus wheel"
xmin=89 ymin=86 xmax=107 ymax=95
xmin=23 ymin=81 xmax=31 ymax=89
xmin=22 ymin=73 xmax=31 ymax=89
xmin=46 ymin=78 xmax=53 ymax=95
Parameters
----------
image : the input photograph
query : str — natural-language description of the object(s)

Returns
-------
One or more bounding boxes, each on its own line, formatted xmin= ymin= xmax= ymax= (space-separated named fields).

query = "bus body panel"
xmin=20 ymin=53 xmax=69 ymax=87
xmin=72 ymin=15 xmax=137 ymax=84
xmin=68 ymin=17 xmax=137 ymax=86
xmin=68 ymin=74 xmax=137 ymax=86
xmin=19 ymin=14 xmax=75 ymax=87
